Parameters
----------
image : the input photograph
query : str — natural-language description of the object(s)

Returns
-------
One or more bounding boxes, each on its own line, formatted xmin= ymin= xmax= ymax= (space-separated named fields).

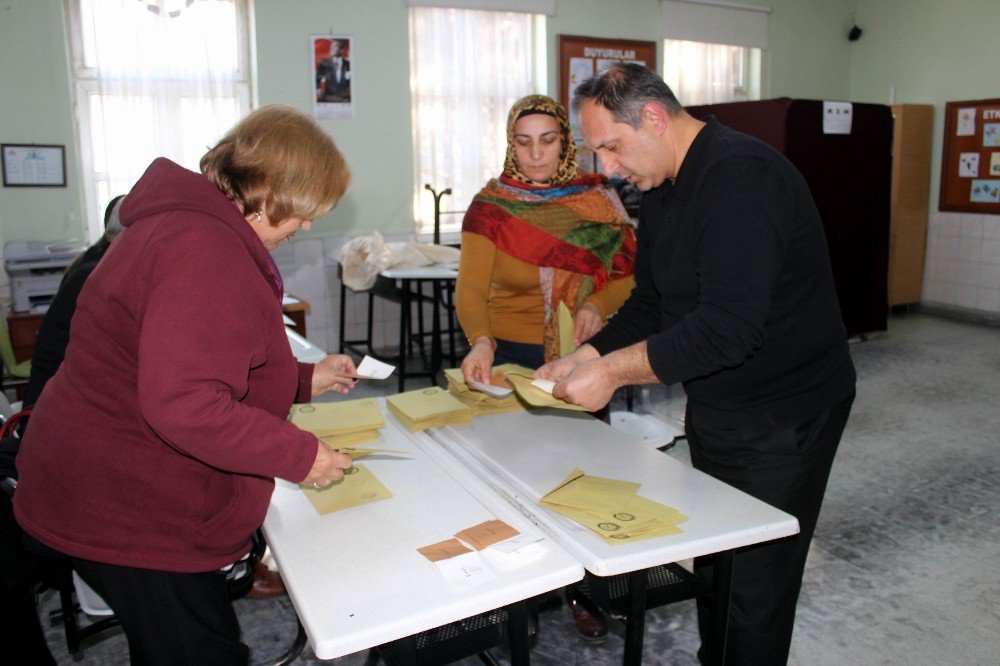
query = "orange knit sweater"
xmin=455 ymin=231 xmax=635 ymax=346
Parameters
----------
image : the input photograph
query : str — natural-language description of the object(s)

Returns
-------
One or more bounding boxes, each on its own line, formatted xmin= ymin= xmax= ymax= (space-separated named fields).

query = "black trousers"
xmin=69 ymin=557 xmax=249 ymax=666
xmin=687 ymin=391 xmax=855 ymax=666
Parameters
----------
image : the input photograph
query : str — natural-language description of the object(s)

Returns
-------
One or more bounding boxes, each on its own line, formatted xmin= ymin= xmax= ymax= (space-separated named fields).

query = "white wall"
xmin=848 ymin=0 xmax=1000 ymax=317
xmin=1 ymin=0 xmax=865 ymax=347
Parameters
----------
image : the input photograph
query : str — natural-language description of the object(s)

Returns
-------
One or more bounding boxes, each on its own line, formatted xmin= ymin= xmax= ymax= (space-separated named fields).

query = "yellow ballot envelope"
xmin=299 ymin=464 xmax=393 ymax=515
xmin=289 ymin=398 xmax=386 ymax=438
xmin=386 ymin=386 xmax=473 ymax=431
xmin=539 ymin=468 xmax=688 ymax=545
xmin=444 ymin=366 xmax=526 ymax=415
xmin=503 ymin=371 xmax=588 ymax=412
xmin=557 ymin=301 xmax=577 ymax=358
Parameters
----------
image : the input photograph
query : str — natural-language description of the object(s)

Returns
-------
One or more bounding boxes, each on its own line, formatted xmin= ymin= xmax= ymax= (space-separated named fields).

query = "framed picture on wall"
xmin=2 ymin=144 xmax=66 ymax=187
xmin=312 ymin=35 xmax=354 ymax=120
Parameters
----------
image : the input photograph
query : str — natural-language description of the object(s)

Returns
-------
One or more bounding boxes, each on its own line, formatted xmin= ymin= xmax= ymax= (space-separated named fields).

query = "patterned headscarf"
xmin=502 ymin=95 xmax=578 ymax=187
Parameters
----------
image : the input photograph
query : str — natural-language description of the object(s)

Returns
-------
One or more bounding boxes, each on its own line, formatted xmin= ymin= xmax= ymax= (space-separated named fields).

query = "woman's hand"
xmin=573 ymin=302 xmax=603 ymax=345
xmin=461 ymin=337 xmax=494 ymax=386
xmin=301 ymin=440 xmax=354 ymax=486
xmin=312 ymin=354 xmax=358 ymax=397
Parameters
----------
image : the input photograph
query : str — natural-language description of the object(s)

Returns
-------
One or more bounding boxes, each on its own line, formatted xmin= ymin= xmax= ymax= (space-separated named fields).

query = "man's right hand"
xmin=534 ymin=344 xmax=600 ymax=382
xmin=301 ymin=441 xmax=353 ymax=486
xmin=461 ymin=337 xmax=494 ymax=386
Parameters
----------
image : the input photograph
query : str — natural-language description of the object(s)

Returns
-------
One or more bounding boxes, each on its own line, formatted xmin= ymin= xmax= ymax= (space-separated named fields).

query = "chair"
xmin=0 ymin=315 xmax=31 ymax=394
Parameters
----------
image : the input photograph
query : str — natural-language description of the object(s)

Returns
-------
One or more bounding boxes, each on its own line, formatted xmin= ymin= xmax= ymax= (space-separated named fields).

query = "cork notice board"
xmin=939 ymin=98 xmax=1000 ymax=213
xmin=558 ymin=35 xmax=656 ymax=173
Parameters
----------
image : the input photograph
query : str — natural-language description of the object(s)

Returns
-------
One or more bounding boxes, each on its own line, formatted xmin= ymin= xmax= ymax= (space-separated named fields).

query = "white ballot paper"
xmin=354 ymin=356 xmax=395 ymax=379
xmin=531 ymin=378 xmax=556 ymax=394
xmin=480 ymin=535 xmax=548 ymax=571
xmin=469 ymin=379 xmax=513 ymax=398
xmin=434 ymin=551 xmax=498 ymax=590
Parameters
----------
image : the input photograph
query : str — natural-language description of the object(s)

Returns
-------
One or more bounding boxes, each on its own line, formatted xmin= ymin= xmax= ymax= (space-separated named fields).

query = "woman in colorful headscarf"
xmin=456 ymin=94 xmax=637 ymax=388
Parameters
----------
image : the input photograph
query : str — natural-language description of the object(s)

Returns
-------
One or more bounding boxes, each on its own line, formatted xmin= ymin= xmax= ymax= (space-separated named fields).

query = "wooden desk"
xmin=263 ymin=399 xmax=582 ymax=662
xmin=281 ymin=295 xmax=310 ymax=338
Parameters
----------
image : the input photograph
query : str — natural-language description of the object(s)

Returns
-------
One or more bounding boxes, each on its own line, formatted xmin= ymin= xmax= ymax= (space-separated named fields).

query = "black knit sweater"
xmin=588 ymin=118 xmax=855 ymax=423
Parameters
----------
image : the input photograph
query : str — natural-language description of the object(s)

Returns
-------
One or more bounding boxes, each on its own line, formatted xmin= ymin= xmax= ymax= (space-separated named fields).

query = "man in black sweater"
xmin=539 ymin=63 xmax=856 ymax=664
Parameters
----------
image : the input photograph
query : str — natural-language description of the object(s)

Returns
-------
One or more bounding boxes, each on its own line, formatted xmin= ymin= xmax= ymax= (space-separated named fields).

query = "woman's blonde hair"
xmin=200 ymin=105 xmax=351 ymax=224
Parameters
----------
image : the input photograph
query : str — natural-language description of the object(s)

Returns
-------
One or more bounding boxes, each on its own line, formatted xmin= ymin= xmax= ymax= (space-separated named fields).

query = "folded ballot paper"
xmin=444 ymin=366 xmax=526 ymax=416
xmin=386 ymin=386 xmax=473 ymax=432
xmin=540 ymin=469 xmax=688 ymax=545
xmin=289 ymin=398 xmax=387 ymax=445
xmin=417 ymin=519 xmax=548 ymax=590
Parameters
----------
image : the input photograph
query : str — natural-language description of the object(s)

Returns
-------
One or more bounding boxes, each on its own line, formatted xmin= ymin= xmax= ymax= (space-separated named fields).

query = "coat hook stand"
xmin=424 ymin=183 xmax=452 ymax=245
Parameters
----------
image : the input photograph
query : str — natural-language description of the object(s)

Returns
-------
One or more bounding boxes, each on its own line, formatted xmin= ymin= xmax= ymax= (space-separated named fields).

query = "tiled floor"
xmin=36 ymin=313 xmax=1000 ymax=664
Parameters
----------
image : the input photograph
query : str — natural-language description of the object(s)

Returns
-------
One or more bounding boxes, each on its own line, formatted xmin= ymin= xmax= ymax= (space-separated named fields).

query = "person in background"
xmin=14 ymin=105 xmax=357 ymax=665
xmin=22 ymin=195 xmax=126 ymax=409
xmin=540 ymin=63 xmax=856 ymax=664
xmin=455 ymin=94 xmax=637 ymax=643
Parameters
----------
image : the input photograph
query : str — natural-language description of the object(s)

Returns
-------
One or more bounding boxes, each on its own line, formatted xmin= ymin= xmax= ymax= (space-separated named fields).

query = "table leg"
xmin=429 ymin=279 xmax=443 ymax=386
xmin=398 ymin=279 xmax=410 ymax=393
xmin=507 ymin=599 xmax=531 ymax=666
xmin=338 ymin=281 xmax=347 ymax=354
xmin=705 ymin=549 xmax=734 ymax=666
xmin=622 ymin=568 xmax=648 ymax=666
xmin=257 ymin=618 xmax=307 ymax=666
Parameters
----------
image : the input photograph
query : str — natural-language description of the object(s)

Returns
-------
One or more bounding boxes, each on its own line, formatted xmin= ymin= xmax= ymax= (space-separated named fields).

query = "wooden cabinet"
xmin=888 ymin=104 xmax=934 ymax=307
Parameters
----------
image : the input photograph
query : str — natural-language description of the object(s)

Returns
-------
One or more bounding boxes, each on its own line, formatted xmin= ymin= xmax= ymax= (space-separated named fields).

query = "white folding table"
xmin=262 ymin=401 xmax=583 ymax=663
xmin=419 ymin=409 xmax=800 ymax=665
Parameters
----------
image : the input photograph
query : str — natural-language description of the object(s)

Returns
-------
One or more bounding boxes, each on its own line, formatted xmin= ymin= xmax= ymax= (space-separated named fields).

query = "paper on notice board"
xmin=822 ymin=101 xmax=853 ymax=134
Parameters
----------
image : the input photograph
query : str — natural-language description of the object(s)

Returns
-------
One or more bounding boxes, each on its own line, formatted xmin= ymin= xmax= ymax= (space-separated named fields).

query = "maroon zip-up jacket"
xmin=15 ymin=158 xmax=318 ymax=572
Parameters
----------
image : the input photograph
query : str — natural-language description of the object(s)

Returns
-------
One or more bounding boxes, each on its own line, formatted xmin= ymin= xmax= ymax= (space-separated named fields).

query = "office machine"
xmin=4 ymin=240 xmax=86 ymax=313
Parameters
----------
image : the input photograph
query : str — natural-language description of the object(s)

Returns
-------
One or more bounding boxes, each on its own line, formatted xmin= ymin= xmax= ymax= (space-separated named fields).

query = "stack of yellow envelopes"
xmin=443 ymin=365 xmax=526 ymax=416
xmin=289 ymin=398 xmax=386 ymax=446
xmin=540 ymin=468 xmax=688 ymax=545
xmin=386 ymin=386 xmax=473 ymax=432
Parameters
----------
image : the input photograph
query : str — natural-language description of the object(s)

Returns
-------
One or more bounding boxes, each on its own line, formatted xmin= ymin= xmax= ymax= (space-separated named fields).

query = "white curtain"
xmin=408 ymin=7 xmax=539 ymax=237
xmin=67 ymin=0 xmax=251 ymax=239
xmin=663 ymin=40 xmax=754 ymax=107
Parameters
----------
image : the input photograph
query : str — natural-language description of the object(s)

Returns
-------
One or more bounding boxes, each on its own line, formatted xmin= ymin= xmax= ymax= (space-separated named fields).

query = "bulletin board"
xmin=939 ymin=98 xmax=1000 ymax=213
xmin=558 ymin=35 xmax=657 ymax=174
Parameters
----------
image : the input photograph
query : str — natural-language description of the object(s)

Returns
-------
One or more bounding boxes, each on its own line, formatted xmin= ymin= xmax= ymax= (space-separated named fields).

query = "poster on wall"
xmin=558 ymin=35 xmax=656 ymax=215
xmin=312 ymin=35 xmax=353 ymax=120
xmin=940 ymin=98 xmax=1000 ymax=213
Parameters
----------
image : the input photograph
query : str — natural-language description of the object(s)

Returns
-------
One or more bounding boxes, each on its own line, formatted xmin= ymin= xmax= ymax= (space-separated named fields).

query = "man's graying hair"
xmin=572 ymin=62 xmax=684 ymax=128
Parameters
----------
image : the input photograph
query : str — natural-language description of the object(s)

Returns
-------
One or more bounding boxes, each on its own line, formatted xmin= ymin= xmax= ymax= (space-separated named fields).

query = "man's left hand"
xmin=552 ymin=358 xmax=616 ymax=412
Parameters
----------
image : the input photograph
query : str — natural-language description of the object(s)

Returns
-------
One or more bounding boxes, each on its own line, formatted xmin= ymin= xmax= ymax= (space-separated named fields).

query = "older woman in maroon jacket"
xmin=15 ymin=105 xmax=355 ymax=664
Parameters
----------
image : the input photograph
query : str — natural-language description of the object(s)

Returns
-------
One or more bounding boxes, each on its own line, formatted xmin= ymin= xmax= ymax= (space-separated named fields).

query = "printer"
xmin=5 ymin=240 xmax=86 ymax=313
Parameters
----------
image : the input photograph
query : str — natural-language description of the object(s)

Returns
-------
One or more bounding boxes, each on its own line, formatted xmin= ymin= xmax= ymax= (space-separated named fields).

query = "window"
xmin=663 ymin=40 xmax=761 ymax=106
xmin=661 ymin=0 xmax=768 ymax=107
xmin=65 ymin=0 xmax=252 ymax=240
xmin=408 ymin=5 xmax=546 ymax=238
